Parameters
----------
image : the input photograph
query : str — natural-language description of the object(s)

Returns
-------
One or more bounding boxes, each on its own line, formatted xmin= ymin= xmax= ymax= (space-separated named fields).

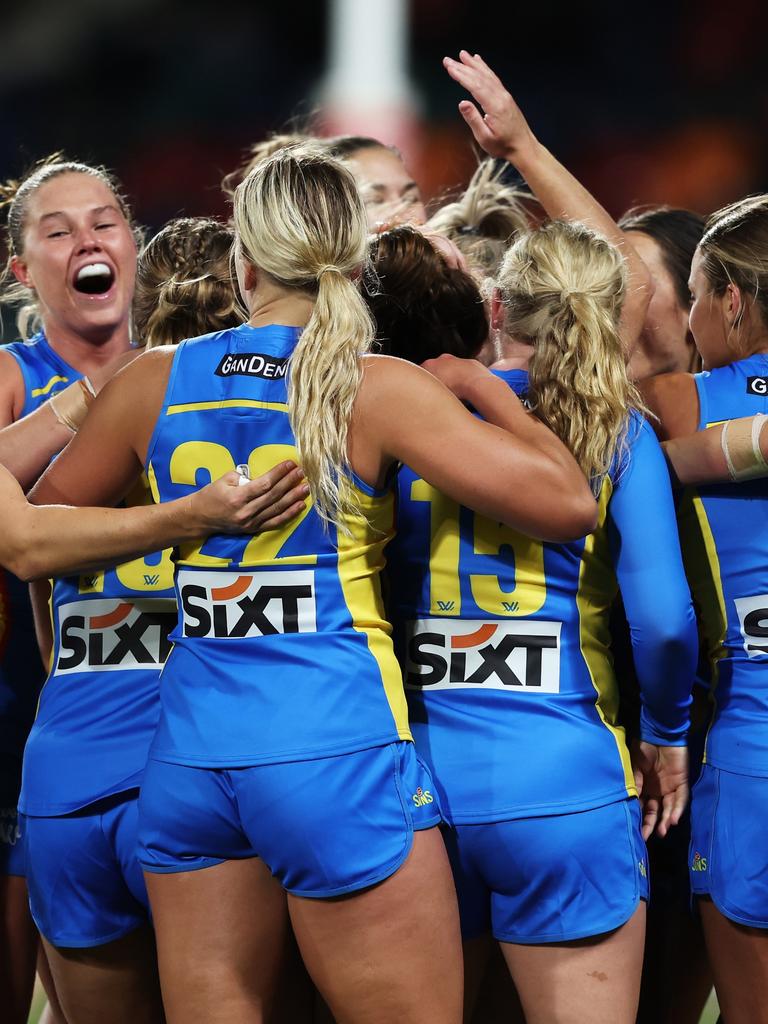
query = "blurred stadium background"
xmin=5 ymin=0 xmax=763 ymax=1018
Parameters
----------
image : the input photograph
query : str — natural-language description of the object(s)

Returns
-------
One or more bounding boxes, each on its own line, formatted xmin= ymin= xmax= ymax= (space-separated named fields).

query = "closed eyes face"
xmin=11 ymin=172 xmax=137 ymax=341
xmin=344 ymin=147 xmax=427 ymax=230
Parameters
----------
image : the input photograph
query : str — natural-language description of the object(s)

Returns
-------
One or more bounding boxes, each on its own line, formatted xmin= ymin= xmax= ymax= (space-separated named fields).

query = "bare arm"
xmin=639 ymin=372 xmax=700 ymax=442
xmin=663 ymin=414 xmax=768 ymax=487
xmin=443 ymin=51 xmax=652 ymax=351
xmin=352 ymin=356 xmax=597 ymax=542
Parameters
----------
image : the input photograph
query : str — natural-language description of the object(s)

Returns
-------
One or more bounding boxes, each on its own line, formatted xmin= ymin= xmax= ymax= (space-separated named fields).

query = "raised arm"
xmin=443 ymin=50 xmax=652 ymax=351
xmin=353 ymin=355 xmax=597 ymax=542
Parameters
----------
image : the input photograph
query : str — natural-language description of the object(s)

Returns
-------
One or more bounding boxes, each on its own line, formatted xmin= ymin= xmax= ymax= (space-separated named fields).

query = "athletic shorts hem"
xmin=140 ymin=854 xmax=227 ymax=875
xmin=413 ymin=811 xmax=441 ymax=831
xmin=148 ymin=730 xmax=414 ymax=769
xmin=692 ymin=887 xmax=768 ymax=930
xmin=703 ymin=757 xmax=768 ymax=780
xmin=34 ymin=917 xmax=146 ymax=950
xmin=444 ymin=787 xmax=636 ymax=825
xmin=286 ymin=826 xmax=416 ymax=899
xmin=493 ymin=894 xmax=644 ymax=945
xmin=19 ymin=778 xmax=144 ymax=818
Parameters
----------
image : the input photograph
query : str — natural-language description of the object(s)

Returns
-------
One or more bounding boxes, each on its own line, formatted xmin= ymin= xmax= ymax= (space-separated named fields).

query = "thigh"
xmin=0 ymin=874 xmax=37 ymax=1024
xmin=700 ymin=898 xmax=768 ymax=1024
xmin=288 ymin=827 xmax=462 ymax=1024
xmin=24 ymin=792 xmax=149 ymax=948
xmin=502 ymin=902 xmax=646 ymax=1024
xmin=44 ymin=925 xmax=164 ymax=1024
xmin=145 ymin=857 xmax=288 ymax=1024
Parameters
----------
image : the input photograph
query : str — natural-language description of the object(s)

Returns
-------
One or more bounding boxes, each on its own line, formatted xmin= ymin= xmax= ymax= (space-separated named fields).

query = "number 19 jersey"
xmin=145 ymin=324 xmax=410 ymax=768
xmin=386 ymin=371 xmax=696 ymax=824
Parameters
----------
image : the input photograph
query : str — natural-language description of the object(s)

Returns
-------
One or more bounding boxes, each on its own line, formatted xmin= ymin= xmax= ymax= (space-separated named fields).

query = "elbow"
xmin=547 ymin=489 xmax=598 ymax=544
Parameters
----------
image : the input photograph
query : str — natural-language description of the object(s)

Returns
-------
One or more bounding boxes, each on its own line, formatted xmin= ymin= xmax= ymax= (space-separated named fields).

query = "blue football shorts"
xmin=689 ymin=763 xmax=768 ymax=928
xmin=443 ymin=797 xmax=649 ymax=944
xmin=139 ymin=740 xmax=441 ymax=897
xmin=23 ymin=788 xmax=149 ymax=947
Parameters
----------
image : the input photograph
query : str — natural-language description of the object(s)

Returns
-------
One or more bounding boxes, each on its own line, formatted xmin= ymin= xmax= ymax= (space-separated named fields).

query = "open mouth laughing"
xmin=73 ymin=262 xmax=115 ymax=296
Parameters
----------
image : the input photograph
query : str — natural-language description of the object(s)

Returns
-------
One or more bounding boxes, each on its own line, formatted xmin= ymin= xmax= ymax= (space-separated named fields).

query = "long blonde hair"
xmin=498 ymin=220 xmax=644 ymax=492
xmin=233 ymin=144 xmax=374 ymax=528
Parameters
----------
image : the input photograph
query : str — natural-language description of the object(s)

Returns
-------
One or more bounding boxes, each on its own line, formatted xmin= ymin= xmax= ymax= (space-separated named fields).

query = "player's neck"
xmin=41 ymin=320 xmax=132 ymax=375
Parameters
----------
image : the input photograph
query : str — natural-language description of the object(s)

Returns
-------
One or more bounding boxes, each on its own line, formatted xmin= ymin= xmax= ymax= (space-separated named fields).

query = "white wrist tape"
xmin=721 ymin=413 xmax=768 ymax=481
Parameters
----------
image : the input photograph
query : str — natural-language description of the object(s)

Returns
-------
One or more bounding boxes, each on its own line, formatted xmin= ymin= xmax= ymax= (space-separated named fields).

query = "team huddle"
xmin=1 ymin=50 xmax=767 ymax=1024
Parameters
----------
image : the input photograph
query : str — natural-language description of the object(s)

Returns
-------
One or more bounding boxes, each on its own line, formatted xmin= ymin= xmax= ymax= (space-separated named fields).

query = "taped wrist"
xmin=720 ymin=413 xmax=768 ymax=481
xmin=48 ymin=378 xmax=96 ymax=433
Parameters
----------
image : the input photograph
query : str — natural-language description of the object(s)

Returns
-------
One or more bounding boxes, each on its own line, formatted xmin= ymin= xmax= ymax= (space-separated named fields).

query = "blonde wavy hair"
xmin=134 ymin=217 xmax=241 ymax=348
xmin=0 ymin=153 xmax=139 ymax=339
xmin=233 ymin=143 xmax=374 ymax=529
xmin=428 ymin=159 xmax=533 ymax=281
xmin=498 ymin=220 xmax=645 ymax=493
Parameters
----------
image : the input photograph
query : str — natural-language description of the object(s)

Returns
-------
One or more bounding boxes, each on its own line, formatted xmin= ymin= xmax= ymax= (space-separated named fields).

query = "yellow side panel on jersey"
xmin=576 ymin=478 xmax=635 ymax=796
xmin=677 ymin=489 xmax=727 ymax=764
xmin=336 ymin=485 xmax=412 ymax=742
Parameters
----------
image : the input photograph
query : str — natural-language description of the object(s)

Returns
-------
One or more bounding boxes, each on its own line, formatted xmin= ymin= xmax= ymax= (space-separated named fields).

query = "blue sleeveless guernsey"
xmin=144 ymin=323 xmax=410 ymax=767
xmin=19 ymin=479 xmax=176 ymax=816
xmin=386 ymin=369 xmax=696 ymax=824
xmin=678 ymin=353 xmax=768 ymax=776
xmin=0 ymin=332 xmax=79 ymax=766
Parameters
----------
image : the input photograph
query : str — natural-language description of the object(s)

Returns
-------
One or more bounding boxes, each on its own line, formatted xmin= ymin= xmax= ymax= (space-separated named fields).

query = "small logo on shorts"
xmin=412 ymin=787 xmax=434 ymax=808
xmin=691 ymin=852 xmax=708 ymax=872
xmin=0 ymin=808 xmax=20 ymax=847
xmin=638 ymin=860 xmax=647 ymax=878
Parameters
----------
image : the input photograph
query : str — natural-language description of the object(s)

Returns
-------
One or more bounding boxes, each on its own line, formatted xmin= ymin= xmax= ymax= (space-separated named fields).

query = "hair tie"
xmin=317 ymin=264 xmax=341 ymax=280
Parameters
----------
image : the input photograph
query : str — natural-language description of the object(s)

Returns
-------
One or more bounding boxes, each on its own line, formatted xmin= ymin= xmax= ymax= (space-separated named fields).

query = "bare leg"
xmin=37 ymin=943 xmax=69 ymax=1024
xmin=145 ymin=858 xmax=289 ymax=1024
xmin=289 ymin=828 xmax=463 ymax=1024
xmin=501 ymin=902 xmax=646 ymax=1024
xmin=43 ymin=926 xmax=164 ymax=1024
xmin=469 ymin=941 xmax=524 ymax=1024
xmin=700 ymin=897 xmax=768 ymax=1024
xmin=0 ymin=874 xmax=37 ymax=1024
xmin=463 ymin=934 xmax=493 ymax=1023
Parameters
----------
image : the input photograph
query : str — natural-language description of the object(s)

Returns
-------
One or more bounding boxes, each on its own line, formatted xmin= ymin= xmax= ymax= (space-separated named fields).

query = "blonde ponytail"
xmin=233 ymin=144 xmax=374 ymax=528
xmin=498 ymin=220 xmax=646 ymax=492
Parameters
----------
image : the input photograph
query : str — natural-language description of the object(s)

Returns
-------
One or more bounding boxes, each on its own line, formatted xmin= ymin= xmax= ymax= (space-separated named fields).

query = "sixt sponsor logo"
xmin=215 ymin=352 xmax=288 ymax=380
xmin=404 ymin=618 xmax=561 ymax=692
xmin=735 ymin=594 xmax=768 ymax=659
xmin=178 ymin=569 xmax=316 ymax=639
xmin=746 ymin=376 xmax=768 ymax=396
xmin=56 ymin=599 xmax=177 ymax=675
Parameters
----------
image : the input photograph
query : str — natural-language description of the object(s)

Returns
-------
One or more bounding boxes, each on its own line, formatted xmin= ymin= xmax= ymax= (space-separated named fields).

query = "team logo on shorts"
xmin=691 ymin=852 xmax=708 ymax=872
xmin=412 ymin=787 xmax=434 ymax=807
xmin=404 ymin=618 xmax=562 ymax=692
xmin=746 ymin=376 xmax=768 ymax=396
xmin=0 ymin=807 xmax=20 ymax=847
xmin=734 ymin=594 xmax=768 ymax=659
xmin=638 ymin=860 xmax=647 ymax=878
xmin=178 ymin=569 xmax=317 ymax=639
xmin=214 ymin=352 xmax=288 ymax=380
xmin=56 ymin=598 xmax=177 ymax=674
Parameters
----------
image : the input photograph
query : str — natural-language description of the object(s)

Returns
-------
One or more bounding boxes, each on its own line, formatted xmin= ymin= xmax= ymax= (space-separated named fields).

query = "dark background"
xmin=1 ymin=0 xmax=766 ymax=336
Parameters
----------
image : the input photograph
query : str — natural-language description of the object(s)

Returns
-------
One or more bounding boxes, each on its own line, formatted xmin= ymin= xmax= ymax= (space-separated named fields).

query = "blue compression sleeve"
xmin=608 ymin=416 xmax=696 ymax=745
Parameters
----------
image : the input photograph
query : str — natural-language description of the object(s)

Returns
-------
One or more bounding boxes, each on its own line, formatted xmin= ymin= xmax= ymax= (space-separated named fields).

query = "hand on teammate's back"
xmin=631 ymin=740 xmax=689 ymax=840
xmin=189 ymin=461 xmax=309 ymax=536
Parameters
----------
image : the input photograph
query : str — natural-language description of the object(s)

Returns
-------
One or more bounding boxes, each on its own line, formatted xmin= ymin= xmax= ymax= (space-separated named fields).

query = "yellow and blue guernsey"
xmin=678 ymin=353 xmax=768 ymax=776
xmin=387 ymin=369 xmax=697 ymax=824
xmin=1 ymin=334 xmax=79 ymax=782
xmin=19 ymin=483 xmax=177 ymax=817
xmin=144 ymin=323 xmax=410 ymax=767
